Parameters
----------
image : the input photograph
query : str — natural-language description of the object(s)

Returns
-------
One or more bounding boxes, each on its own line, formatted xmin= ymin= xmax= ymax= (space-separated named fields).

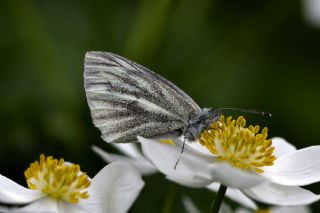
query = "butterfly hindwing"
xmin=84 ymin=51 xmax=201 ymax=143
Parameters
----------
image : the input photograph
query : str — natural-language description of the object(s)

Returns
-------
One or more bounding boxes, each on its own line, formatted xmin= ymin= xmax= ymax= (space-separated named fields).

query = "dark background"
xmin=0 ymin=0 xmax=319 ymax=212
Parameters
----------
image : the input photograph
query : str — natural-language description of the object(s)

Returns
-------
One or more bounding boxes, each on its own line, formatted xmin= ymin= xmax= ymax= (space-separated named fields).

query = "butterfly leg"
xmin=174 ymin=123 xmax=191 ymax=170
xmin=174 ymin=136 xmax=186 ymax=170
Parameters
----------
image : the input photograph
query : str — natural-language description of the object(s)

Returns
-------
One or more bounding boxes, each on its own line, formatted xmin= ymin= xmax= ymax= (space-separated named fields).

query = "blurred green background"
xmin=1 ymin=0 xmax=319 ymax=212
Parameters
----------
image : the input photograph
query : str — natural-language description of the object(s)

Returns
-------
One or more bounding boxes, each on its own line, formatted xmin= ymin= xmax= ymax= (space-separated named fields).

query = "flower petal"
xmin=206 ymin=183 xmax=257 ymax=210
xmin=182 ymin=138 xmax=213 ymax=158
xmin=181 ymin=196 xmax=232 ymax=213
xmin=73 ymin=162 xmax=144 ymax=213
xmin=263 ymin=146 xmax=320 ymax=186
xmin=165 ymin=173 xmax=212 ymax=188
xmin=0 ymin=174 xmax=43 ymax=204
xmin=110 ymin=143 xmax=143 ymax=158
xmin=271 ymin=137 xmax=297 ymax=158
xmin=303 ymin=0 xmax=320 ymax=27
xmin=208 ymin=163 xmax=268 ymax=189
xmin=219 ymin=204 xmax=233 ymax=213
xmin=243 ymin=183 xmax=320 ymax=206
xmin=270 ymin=206 xmax=311 ymax=213
xmin=92 ymin=145 xmax=158 ymax=176
xmin=0 ymin=197 xmax=59 ymax=213
xmin=58 ymin=201 xmax=90 ymax=213
xmin=235 ymin=206 xmax=311 ymax=213
xmin=139 ymin=136 xmax=214 ymax=187
xmin=181 ymin=196 xmax=201 ymax=213
xmin=234 ymin=208 xmax=252 ymax=213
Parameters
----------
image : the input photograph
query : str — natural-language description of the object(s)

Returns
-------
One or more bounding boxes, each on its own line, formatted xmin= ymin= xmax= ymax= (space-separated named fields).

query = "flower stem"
xmin=162 ymin=182 xmax=177 ymax=213
xmin=210 ymin=184 xmax=227 ymax=213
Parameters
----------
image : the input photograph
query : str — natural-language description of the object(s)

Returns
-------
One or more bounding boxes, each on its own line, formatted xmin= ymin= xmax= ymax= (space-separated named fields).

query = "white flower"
xmin=138 ymin=115 xmax=320 ymax=206
xmin=182 ymin=196 xmax=201 ymax=213
xmin=233 ymin=206 xmax=311 ymax=213
xmin=182 ymin=196 xmax=311 ymax=213
xmin=182 ymin=196 xmax=233 ymax=213
xmin=92 ymin=144 xmax=257 ymax=209
xmin=92 ymin=143 xmax=157 ymax=176
xmin=0 ymin=154 xmax=144 ymax=213
xmin=207 ymin=183 xmax=257 ymax=210
xmin=303 ymin=0 xmax=320 ymax=27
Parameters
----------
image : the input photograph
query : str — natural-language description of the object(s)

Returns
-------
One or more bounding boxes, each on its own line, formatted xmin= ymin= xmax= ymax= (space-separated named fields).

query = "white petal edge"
xmin=181 ymin=196 xmax=201 ymax=213
xmin=271 ymin=137 xmax=297 ymax=158
xmin=235 ymin=206 xmax=311 ymax=213
xmin=263 ymin=146 xmax=320 ymax=186
xmin=0 ymin=197 xmax=59 ymax=213
xmin=243 ymin=183 xmax=320 ymax=206
xmin=206 ymin=183 xmax=257 ymax=210
xmin=139 ymin=136 xmax=214 ymax=188
xmin=303 ymin=0 xmax=320 ymax=27
xmin=181 ymin=137 xmax=213 ymax=158
xmin=219 ymin=204 xmax=233 ymax=213
xmin=73 ymin=162 xmax=144 ymax=213
xmin=181 ymin=196 xmax=232 ymax=213
xmin=207 ymin=163 xmax=268 ymax=189
xmin=270 ymin=205 xmax=311 ymax=213
xmin=110 ymin=143 xmax=143 ymax=158
xmin=234 ymin=208 xmax=251 ymax=213
xmin=92 ymin=145 xmax=158 ymax=176
xmin=0 ymin=174 xmax=44 ymax=204
xmin=165 ymin=173 xmax=213 ymax=188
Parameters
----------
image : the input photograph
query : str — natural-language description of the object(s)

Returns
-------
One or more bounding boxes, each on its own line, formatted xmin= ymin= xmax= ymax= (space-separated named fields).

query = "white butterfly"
xmin=84 ymin=51 xmax=269 ymax=143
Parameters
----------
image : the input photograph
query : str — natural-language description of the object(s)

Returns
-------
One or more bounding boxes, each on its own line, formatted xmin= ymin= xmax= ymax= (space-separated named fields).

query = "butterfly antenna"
xmin=174 ymin=137 xmax=186 ymax=170
xmin=215 ymin=107 xmax=271 ymax=117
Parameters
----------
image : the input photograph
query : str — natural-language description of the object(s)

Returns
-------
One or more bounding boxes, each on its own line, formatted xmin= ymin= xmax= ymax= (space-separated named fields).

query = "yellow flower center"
xmin=24 ymin=154 xmax=91 ymax=204
xmin=255 ymin=208 xmax=271 ymax=213
xmin=199 ymin=115 xmax=276 ymax=173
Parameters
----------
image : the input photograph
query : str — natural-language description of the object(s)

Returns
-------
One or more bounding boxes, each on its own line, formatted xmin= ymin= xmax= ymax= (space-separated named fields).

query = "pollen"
xmin=24 ymin=154 xmax=91 ymax=204
xmin=199 ymin=115 xmax=276 ymax=173
xmin=159 ymin=139 xmax=176 ymax=145
xmin=255 ymin=209 xmax=271 ymax=213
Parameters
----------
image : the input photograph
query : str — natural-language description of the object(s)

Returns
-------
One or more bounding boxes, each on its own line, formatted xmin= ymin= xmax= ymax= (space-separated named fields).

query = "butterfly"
xmin=84 ymin=51 xmax=269 ymax=144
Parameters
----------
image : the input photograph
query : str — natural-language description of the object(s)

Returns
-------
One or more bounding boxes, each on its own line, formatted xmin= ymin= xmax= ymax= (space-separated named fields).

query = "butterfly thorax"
xmin=183 ymin=108 xmax=220 ymax=141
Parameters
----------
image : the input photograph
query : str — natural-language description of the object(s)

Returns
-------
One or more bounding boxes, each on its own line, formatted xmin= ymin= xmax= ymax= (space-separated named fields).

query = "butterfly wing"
xmin=84 ymin=51 xmax=201 ymax=143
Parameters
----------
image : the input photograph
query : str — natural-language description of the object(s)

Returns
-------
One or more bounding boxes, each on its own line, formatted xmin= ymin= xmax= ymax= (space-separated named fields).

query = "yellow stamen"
xmin=199 ymin=115 xmax=276 ymax=173
xmin=255 ymin=208 xmax=271 ymax=213
xmin=159 ymin=139 xmax=176 ymax=145
xmin=24 ymin=154 xmax=91 ymax=203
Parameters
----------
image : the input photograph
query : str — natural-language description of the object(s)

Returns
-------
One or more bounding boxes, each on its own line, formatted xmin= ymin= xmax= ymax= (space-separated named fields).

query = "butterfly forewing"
xmin=84 ymin=51 xmax=201 ymax=143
